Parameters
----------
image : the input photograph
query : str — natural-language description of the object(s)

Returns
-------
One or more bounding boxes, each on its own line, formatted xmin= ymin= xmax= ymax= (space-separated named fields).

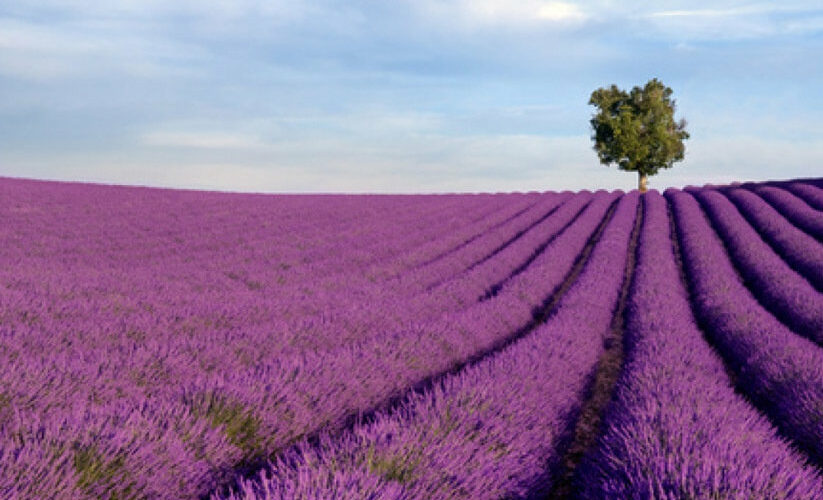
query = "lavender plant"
xmin=577 ymin=191 xmax=823 ymax=498
xmin=689 ymin=187 xmax=823 ymax=345
xmin=668 ymin=188 xmax=823 ymax=466
xmin=723 ymin=187 xmax=823 ymax=290
xmin=753 ymin=185 xmax=823 ymax=241
xmin=216 ymin=194 xmax=640 ymax=500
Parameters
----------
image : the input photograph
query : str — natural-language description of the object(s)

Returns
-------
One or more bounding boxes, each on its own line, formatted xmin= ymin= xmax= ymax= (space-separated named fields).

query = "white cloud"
xmin=0 ymin=18 xmax=95 ymax=52
xmin=5 ymin=0 xmax=298 ymax=20
xmin=0 ymin=17 xmax=208 ymax=80
xmin=642 ymin=3 xmax=823 ymax=40
xmin=0 ymin=18 xmax=99 ymax=78
xmin=1 ymin=131 xmax=632 ymax=193
xmin=784 ymin=16 xmax=823 ymax=34
xmin=404 ymin=0 xmax=823 ymax=42
xmin=537 ymin=2 xmax=587 ymax=22
xmin=648 ymin=7 xmax=762 ymax=18
xmin=648 ymin=3 xmax=818 ymax=18
xmin=412 ymin=0 xmax=589 ymax=30
xmin=141 ymin=131 xmax=267 ymax=150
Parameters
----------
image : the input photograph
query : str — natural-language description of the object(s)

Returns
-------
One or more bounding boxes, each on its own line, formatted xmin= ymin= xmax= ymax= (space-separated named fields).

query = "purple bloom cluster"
xmin=754 ymin=184 xmax=823 ymax=241
xmin=405 ymin=193 xmax=571 ymax=294
xmin=577 ymin=191 xmax=823 ymax=498
xmin=668 ymin=188 xmax=823 ymax=466
xmin=689 ymin=187 xmax=823 ymax=345
xmin=2 ymin=178 xmax=560 ymax=497
xmin=217 ymin=194 xmax=639 ymax=500
xmin=782 ymin=182 xmax=823 ymax=211
xmin=723 ymin=187 xmax=823 ymax=290
xmin=0 ymin=178 xmax=617 ymax=498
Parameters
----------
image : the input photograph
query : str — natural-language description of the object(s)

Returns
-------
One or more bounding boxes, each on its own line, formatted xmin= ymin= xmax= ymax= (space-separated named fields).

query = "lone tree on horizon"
xmin=589 ymin=78 xmax=689 ymax=192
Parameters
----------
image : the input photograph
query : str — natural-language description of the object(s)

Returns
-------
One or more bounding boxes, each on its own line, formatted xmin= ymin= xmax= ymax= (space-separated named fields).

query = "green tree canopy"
xmin=589 ymin=78 xmax=689 ymax=192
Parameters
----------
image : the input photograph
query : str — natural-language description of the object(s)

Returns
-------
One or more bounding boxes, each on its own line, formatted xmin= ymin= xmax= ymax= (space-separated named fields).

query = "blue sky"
xmin=1 ymin=1 xmax=822 ymax=193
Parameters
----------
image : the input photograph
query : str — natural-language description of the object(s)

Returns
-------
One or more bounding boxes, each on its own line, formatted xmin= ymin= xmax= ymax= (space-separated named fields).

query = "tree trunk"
xmin=638 ymin=172 xmax=648 ymax=193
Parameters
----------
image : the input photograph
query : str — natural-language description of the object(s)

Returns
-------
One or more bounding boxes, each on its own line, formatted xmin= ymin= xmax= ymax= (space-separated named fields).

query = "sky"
xmin=1 ymin=0 xmax=822 ymax=193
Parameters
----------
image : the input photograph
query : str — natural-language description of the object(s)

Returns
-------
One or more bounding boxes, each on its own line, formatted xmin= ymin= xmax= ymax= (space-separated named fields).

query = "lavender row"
xmin=262 ymin=192 xmax=541 ymax=346
xmin=265 ymin=192 xmax=521 ymax=290
xmin=325 ymin=193 xmax=562 ymax=336
xmin=723 ymin=187 xmax=823 ymax=290
xmin=397 ymin=192 xmax=571 ymax=294
xmin=754 ymin=185 xmax=823 ymax=241
xmin=1 ymin=177 xmax=515 ymax=288
xmin=353 ymin=192 xmax=597 ymax=342
xmin=426 ymin=192 xmax=592 ymax=307
xmin=412 ymin=196 xmax=542 ymax=268
xmin=0 ymin=191 xmax=615 ymax=498
xmin=668 ymin=189 xmax=823 ymax=466
xmin=347 ymin=193 xmax=549 ymax=320
xmin=273 ymin=192 xmax=584 ymax=354
xmin=577 ymin=191 xmax=823 ymax=498
xmin=782 ymin=182 xmax=823 ymax=211
xmin=689 ymin=188 xmax=823 ymax=345
xmin=374 ymin=193 xmax=544 ymax=280
xmin=216 ymin=193 xmax=640 ymax=500
xmin=474 ymin=191 xmax=618 ymax=316
xmin=0 ymin=179 xmax=489 ymax=295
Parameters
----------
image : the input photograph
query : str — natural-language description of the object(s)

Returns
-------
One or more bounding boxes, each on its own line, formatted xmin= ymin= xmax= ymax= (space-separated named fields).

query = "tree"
xmin=589 ymin=78 xmax=689 ymax=192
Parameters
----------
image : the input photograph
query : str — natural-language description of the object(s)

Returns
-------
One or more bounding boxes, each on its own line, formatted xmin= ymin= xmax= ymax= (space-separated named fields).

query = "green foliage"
xmin=191 ymin=394 xmax=263 ymax=455
xmin=0 ymin=392 xmax=12 ymax=430
xmin=73 ymin=444 xmax=135 ymax=499
xmin=589 ymin=78 xmax=689 ymax=179
xmin=364 ymin=445 xmax=423 ymax=485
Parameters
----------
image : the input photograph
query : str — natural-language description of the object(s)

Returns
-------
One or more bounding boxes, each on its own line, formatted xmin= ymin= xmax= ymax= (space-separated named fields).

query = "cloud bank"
xmin=1 ymin=0 xmax=822 ymax=192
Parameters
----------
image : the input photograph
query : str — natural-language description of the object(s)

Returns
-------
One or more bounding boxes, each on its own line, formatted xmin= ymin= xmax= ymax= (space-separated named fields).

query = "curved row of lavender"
xmin=417 ymin=192 xmax=582 ymax=308
xmin=783 ymin=182 xmax=823 ymax=211
xmin=668 ymin=189 xmax=823 ymax=466
xmin=723 ymin=187 xmax=823 ymax=291
xmin=217 ymin=191 xmax=640 ymax=499
xmin=688 ymin=188 xmax=823 ymax=345
xmin=754 ymin=185 xmax=823 ymax=241
xmin=3 ymin=176 xmax=823 ymax=498
xmin=576 ymin=191 xmax=823 ymax=498
xmin=406 ymin=192 xmax=571 ymax=295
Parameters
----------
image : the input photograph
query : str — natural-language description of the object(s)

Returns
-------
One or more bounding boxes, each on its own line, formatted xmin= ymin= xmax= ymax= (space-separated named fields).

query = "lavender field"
xmin=2 ymin=176 xmax=823 ymax=499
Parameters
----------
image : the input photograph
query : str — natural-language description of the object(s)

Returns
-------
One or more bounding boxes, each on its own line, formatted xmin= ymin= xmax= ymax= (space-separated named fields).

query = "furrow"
xmin=545 ymin=195 xmax=642 ymax=500
xmin=480 ymin=198 xmax=594 ymax=301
